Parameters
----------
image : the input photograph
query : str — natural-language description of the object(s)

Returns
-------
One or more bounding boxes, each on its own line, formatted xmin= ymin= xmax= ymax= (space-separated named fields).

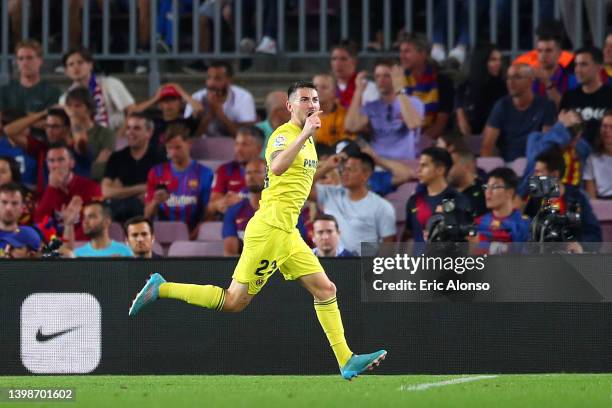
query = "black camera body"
xmin=41 ymin=238 xmax=63 ymax=258
xmin=528 ymin=175 xmax=560 ymax=198
xmin=528 ymin=176 xmax=581 ymax=242
xmin=426 ymin=198 xmax=475 ymax=243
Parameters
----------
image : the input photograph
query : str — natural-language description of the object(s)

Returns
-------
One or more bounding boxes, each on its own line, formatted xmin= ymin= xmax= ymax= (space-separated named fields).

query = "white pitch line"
xmin=400 ymin=375 xmax=499 ymax=391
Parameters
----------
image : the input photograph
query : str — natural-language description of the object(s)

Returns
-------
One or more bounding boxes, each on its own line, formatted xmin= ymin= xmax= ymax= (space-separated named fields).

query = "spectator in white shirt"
xmin=311 ymin=152 xmax=396 ymax=255
xmin=60 ymin=46 xmax=135 ymax=132
xmin=185 ymin=61 xmax=256 ymax=137
xmin=584 ymin=110 xmax=612 ymax=199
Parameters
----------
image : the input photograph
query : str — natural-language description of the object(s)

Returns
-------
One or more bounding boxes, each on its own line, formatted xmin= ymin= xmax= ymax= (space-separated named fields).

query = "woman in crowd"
xmin=455 ymin=44 xmax=507 ymax=137
xmin=584 ymin=110 xmax=612 ymax=199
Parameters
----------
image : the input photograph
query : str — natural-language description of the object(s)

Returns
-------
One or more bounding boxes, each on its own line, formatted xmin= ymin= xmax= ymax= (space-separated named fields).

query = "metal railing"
xmin=0 ymin=0 xmax=608 ymax=93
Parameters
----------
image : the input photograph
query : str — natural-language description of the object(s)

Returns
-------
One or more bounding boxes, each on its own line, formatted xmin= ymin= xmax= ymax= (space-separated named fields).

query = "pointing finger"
xmin=310 ymin=110 xmax=323 ymax=118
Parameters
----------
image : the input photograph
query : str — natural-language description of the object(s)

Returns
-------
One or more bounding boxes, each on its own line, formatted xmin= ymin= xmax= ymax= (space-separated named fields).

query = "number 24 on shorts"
xmin=255 ymin=259 xmax=279 ymax=276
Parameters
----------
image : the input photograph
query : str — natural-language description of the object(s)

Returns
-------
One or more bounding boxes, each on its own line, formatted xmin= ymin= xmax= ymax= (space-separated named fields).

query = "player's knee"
xmin=223 ymin=301 xmax=247 ymax=313
xmin=223 ymin=292 xmax=251 ymax=313
xmin=316 ymin=281 xmax=336 ymax=301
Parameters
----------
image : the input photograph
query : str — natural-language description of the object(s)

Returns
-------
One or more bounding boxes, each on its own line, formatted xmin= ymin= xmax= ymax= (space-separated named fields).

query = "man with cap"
xmin=1 ymin=226 xmax=42 ymax=258
xmin=129 ymin=83 xmax=204 ymax=154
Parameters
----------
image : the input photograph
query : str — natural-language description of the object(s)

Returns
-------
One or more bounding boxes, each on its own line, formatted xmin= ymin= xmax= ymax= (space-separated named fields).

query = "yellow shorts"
xmin=232 ymin=215 xmax=323 ymax=295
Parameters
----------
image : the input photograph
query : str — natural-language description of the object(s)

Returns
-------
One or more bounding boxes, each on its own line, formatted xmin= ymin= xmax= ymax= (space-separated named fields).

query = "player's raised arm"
xmin=270 ymin=110 xmax=322 ymax=176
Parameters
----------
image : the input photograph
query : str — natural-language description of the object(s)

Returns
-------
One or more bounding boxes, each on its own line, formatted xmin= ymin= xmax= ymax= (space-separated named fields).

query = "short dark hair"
xmin=421 ymin=147 xmax=453 ymax=176
xmin=236 ymin=125 xmax=265 ymax=146
xmin=399 ymin=32 xmax=431 ymax=54
xmin=62 ymin=46 xmax=94 ymax=67
xmin=451 ymin=148 xmax=476 ymax=164
xmin=164 ymin=122 xmax=192 ymax=143
xmin=0 ymin=181 xmax=23 ymax=196
xmin=208 ymin=60 xmax=233 ymax=77
xmin=488 ymin=167 xmax=519 ymax=191
xmin=536 ymin=149 xmax=566 ymax=178
xmin=46 ymin=142 xmax=75 ymax=159
xmin=127 ymin=111 xmax=154 ymax=131
xmin=439 ymin=132 xmax=468 ymax=152
xmin=331 ymin=39 xmax=358 ymax=58
xmin=373 ymin=58 xmax=397 ymax=70
xmin=346 ymin=151 xmax=375 ymax=174
xmin=83 ymin=200 xmax=112 ymax=219
xmin=124 ymin=216 xmax=154 ymax=235
xmin=315 ymin=143 xmax=335 ymax=159
xmin=1 ymin=108 xmax=27 ymax=126
xmin=574 ymin=46 xmax=604 ymax=65
xmin=47 ymin=108 xmax=71 ymax=128
xmin=65 ymin=87 xmax=96 ymax=116
xmin=0 ymin=156 xmax=22 ymax=183
xmin=313 ymin=213 xmax=340 ymax=231
xmin=287 ymin=81 xmax=317 ymax=101
xmin=15 ymin=39 xmax=43 ymax=57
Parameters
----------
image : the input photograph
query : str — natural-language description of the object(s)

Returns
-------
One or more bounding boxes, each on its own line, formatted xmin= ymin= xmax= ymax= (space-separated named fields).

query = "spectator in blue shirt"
xmin=481 ymin=64 xmax=557 ymax=162
xmin=74 ymin=201 xmax=133 ymax=257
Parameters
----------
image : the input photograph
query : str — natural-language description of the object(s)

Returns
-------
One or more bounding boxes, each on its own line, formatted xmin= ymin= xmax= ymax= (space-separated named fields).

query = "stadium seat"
xmin=153 ymin=222 xmax=190 ymax=254
xmin=152 ymin=241 xmax=164 ymax=256
xmin=416 ymin=135 xmax=433 ymax=153
xmin=476 ymin=157 xmax=505 ymax=173
xmin=465 ymin=134 xmax=483 ymax=155
xmin=386 ymin=182 xmax=417 ymax=223
xmin=510 ymin=157 xmax=527 ymax=177
xmin=191 ymin=136 xmax=235 ymax=160
xmin=198 ymin=159 xmax=226 ymax=172
xmin=167 ymin=241 xmax=225 ymax=257
xmin=590 ymin=199 xmax=612 ymax=221
xmin=197 ymin=221 xmax=223 ymax=241
xmin=590 ymin=200 xmax=612 ymax=244
xmin=109 ymin=222 xmax=126 ymax=242
xmin=386 ymin=181 xmax=417 ymax=202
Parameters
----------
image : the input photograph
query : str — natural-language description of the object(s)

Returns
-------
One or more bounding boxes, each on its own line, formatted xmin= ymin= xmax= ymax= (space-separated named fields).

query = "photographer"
xmin=475 ymin=168 xmax=530 ymax=251
xmin=448 ymin=149 xmax=487 ymax=217
xmin=403 ymin=147 xmax=471 ymax=242
xmin=518 ymin=110 xmax=591 ymax=196
xmin=524 ymin=150 xmax=602 ymax=247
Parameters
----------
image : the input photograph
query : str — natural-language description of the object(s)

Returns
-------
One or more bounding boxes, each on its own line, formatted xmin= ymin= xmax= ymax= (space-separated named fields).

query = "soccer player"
xmin=129 ymin=81 xmax=387 ymax=380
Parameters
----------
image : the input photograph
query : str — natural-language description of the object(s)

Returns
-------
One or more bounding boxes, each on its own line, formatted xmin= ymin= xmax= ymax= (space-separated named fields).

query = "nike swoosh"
xmin=35 ymin=326 xmax=80 ymax=342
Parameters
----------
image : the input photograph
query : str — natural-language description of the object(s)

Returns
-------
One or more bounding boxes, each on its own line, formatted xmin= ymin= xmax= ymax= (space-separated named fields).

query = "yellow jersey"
xmin=257 ymin=121 xmax=318 ymax=232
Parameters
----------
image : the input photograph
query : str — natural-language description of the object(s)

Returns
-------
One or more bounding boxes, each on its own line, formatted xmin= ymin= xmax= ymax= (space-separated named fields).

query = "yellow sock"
xmin=314 ymin=297 xmax=353 ymax=367
xmin=159 ymin=283 xmax=225 ymax=311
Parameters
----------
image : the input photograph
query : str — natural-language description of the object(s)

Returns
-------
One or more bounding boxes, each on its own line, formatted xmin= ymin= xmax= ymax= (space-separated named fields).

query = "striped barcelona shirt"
xmin=532 ymin=64 xmax=577 ymax=97
xmin=403 ymin=64 xmax=439 ymax=128
xmin=146 ymin=160 xmax=214 ymax=229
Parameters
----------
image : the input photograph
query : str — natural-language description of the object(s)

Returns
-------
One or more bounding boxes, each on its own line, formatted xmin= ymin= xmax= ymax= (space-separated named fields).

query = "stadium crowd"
xmin=1 ymin=18 xmax=612 ymax=258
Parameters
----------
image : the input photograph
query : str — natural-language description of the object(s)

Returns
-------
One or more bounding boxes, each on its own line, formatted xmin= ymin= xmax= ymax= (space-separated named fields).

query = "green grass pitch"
xmin=1 ymin=374 xmax=612 ymax=407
